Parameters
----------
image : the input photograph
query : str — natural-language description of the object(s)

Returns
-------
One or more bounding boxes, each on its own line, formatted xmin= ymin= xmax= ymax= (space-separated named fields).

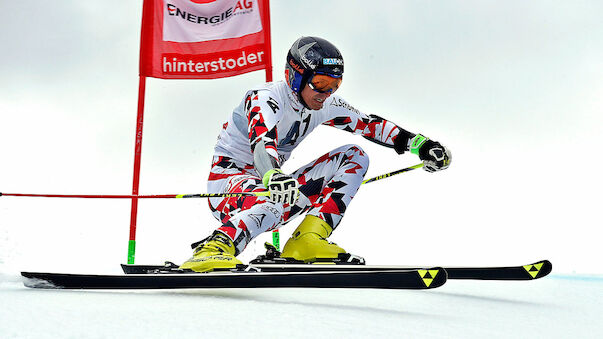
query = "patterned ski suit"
xmin=208 ymin=81 xmax=406 ymax=255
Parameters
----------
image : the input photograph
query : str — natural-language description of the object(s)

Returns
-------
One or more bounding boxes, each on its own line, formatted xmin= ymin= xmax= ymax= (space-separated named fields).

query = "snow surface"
xmin=1 ymin=272 xmax=601 ymax=339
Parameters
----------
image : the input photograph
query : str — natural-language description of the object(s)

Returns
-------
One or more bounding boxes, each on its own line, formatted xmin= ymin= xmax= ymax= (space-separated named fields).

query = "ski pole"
xmin=0 ymin=192 xmax=269 ymax=199
xmin=0 ymin=163 xmax=423 ymax=199
xmin=0 ymin=164 xmax=422 ymax=253
xmin=361 ymin=163 xmax=423 ymax=185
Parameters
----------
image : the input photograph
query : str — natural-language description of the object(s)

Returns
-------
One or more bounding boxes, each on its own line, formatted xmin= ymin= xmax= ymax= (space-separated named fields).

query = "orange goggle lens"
xmin=308 ymin=74 xmax=342 ymax=93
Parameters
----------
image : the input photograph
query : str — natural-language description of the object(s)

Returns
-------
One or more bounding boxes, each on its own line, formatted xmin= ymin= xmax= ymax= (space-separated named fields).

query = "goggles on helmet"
xmin=307 ymin=73 xmax=342 ymax=94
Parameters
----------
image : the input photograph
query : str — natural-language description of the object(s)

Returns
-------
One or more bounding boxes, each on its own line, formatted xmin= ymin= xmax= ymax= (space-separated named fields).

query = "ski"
xmin=443 ymin=260 xmax=552 ymax=280
xmin=244 ymin=260 xmax=552 ymax=281
xmin=21 ymin=266 xmax=447 ymax=290
xmin=121 ymin=259 xmax=552 ymax=281
xmin=241 ymin=244 xmax=553 ymax=281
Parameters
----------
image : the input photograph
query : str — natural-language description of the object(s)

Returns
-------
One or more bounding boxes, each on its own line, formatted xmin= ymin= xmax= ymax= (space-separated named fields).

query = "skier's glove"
xmin=262 ymin=169 xmax=300 ymax=205
xmin=409 ymin=134 xmax=452 ymax=172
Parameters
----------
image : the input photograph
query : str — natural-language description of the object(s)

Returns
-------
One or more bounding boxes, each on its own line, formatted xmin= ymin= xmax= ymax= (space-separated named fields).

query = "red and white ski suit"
xmin=208 ymin=81 xmax=406 ymax=254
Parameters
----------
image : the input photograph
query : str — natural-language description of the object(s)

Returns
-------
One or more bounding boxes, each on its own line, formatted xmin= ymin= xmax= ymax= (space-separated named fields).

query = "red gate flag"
xmin=140 ymin=0 xmax=272 ymax=79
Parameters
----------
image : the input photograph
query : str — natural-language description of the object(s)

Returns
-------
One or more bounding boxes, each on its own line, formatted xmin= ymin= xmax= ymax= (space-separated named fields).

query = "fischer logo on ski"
xmin=523 ymin=262 xmax=545 ymax=279
xmin=418 ymin=269 xmax=440 ymax=287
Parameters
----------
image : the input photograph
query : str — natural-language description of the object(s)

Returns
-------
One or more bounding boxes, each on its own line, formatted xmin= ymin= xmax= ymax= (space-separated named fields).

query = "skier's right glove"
xmin=262 ymin=169 xmax=300 ymax=205
xmin=409 ymin=134 xmax=452 ymax=172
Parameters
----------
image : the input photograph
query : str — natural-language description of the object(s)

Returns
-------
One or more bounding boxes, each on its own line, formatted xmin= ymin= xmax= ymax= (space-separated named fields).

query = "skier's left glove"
xmin=409 ymin=134 xmax=452 ymax=172
xmin=262 ymin=169 xmax=300 ymax=205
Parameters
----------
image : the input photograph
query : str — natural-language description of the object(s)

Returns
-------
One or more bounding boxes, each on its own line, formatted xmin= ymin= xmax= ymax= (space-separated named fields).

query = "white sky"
xmin=1 ymin=1 xmax=602 ymax=274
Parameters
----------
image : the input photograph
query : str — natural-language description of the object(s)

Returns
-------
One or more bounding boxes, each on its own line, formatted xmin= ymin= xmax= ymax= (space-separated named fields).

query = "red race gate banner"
xmin=129 ymin=0 xmax=273 ymax=264
xmin=140 ymin=0 xmax=272 ymax=79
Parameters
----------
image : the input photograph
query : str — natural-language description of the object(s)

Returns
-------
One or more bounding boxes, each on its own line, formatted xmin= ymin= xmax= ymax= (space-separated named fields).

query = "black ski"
xmin=254 ymin=260 xmax=552 ymax=280
xmin=122 ymin=259 xmax=552 ymax=281
xmin=21 ymin=266 xmax=447 ymax=290
xmin=443 ymin=260 xmax=552 ymax=280
xmin=244 ymin=260 xmax=552 ymax=281
xmin=240 ymin=244 xmax=552 ymax=281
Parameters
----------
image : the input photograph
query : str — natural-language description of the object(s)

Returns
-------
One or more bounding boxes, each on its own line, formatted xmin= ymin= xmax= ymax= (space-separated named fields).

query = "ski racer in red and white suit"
xmin=180 ymin=37 xmax=451 ymax=272
xmin=208 ymin=80 xmax=401 ymax=254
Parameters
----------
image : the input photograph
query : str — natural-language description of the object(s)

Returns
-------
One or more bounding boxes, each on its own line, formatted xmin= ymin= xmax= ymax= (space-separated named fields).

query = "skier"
xmin=180 ymin=36 xmax=451 ymax=272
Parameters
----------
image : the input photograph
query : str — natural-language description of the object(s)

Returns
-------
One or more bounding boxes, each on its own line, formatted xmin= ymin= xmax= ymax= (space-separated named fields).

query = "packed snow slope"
xmin=1 ymin=273 xmax=601 ymax=339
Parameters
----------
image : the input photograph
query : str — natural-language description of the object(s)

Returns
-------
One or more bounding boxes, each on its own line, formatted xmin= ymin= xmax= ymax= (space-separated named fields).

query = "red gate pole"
xmin=262 ymin=0 xmax=273 ymax=82
xmin=261 ymin=0 xmax=279 ymax=249
xmin=128 ymin=75 xmax=147 ymax=264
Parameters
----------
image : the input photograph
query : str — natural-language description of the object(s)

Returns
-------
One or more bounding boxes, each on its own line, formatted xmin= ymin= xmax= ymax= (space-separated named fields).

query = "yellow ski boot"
xmin=281 ymin=215 xmax=346 ymax=262
xmin=179 ymin=232 xmax=242 ymax=272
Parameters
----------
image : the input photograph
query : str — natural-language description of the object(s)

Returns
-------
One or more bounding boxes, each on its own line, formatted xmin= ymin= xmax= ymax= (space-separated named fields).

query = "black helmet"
xmin=285 ymin=36 xmax=344 ymax=95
